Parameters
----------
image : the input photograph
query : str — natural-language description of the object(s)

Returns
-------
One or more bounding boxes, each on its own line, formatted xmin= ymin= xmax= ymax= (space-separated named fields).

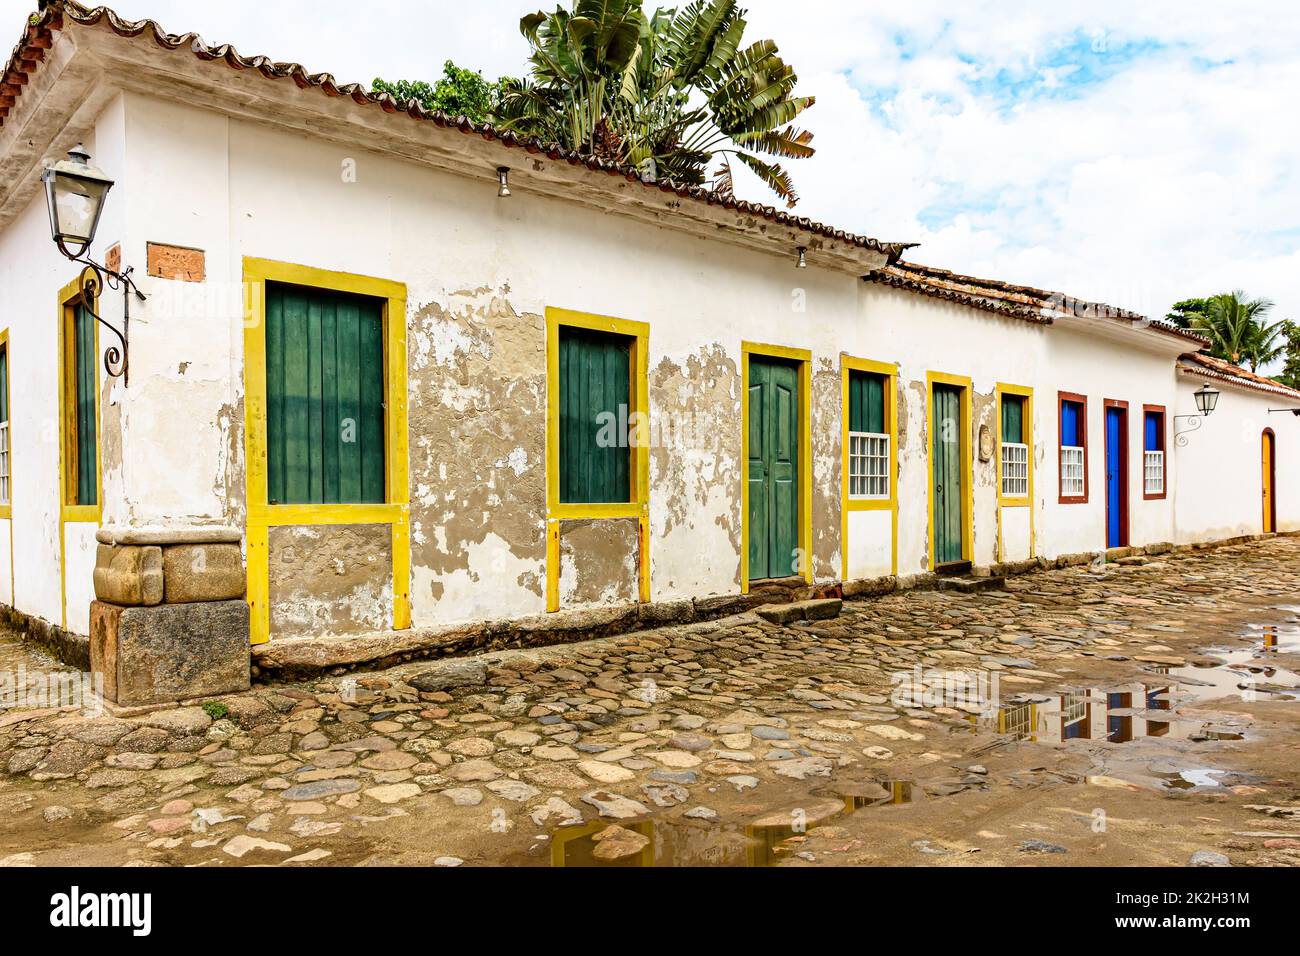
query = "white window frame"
xmin=1000 ymin=441 xmax=1029 ymax=498
xmin=848 ymin=430 xmax=890 ymax=500
xmin=1060 ymin=445 xmax=1085 ymax=498
xmin=1144 ymin=449 xmax=1165 ymax=496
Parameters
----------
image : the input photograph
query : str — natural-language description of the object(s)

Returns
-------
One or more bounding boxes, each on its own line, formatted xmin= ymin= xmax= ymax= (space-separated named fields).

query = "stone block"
xmin=93 ymin=544 xmax=163 ymax=607
xmin=802 ymin=598 xmax=843 ymax=621
xmin=90 ymin=600 xmax=250 ymax=707
xmin=163 ymin=543 xmax=245 ymax=604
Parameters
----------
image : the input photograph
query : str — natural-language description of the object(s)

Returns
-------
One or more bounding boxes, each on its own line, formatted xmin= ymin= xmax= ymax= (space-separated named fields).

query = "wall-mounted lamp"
xmin=43 ymin=144 xmax=145 ymax=384
xmin=497 ymin=166 xmax=512 ymax=198
xmin=1173 ymin=383 xmax=1221 ymax=446
xmin=796 ymin=246 xmax=807 ymax=270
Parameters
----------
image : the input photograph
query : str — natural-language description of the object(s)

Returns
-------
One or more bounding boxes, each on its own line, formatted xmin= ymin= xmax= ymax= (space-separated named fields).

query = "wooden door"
xmin=931 ymin=384 xmax=964 ymax=565
xmin=1263 ymin=430 xmax=1276 ymax=533
xmin=748 ymin=357 xmax=800 ymax=580
xmin=1105 ymin=405 xmax=1128 ymax=548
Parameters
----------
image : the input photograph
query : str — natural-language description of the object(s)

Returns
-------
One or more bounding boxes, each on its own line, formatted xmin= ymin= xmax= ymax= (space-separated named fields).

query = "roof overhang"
xmin=0 ymin=2 xmax=911 ymax=276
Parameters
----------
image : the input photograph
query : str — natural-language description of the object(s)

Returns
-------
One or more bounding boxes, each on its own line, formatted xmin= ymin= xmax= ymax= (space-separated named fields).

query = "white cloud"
xmin=11 ymin=0 xmax=1297 ymax=342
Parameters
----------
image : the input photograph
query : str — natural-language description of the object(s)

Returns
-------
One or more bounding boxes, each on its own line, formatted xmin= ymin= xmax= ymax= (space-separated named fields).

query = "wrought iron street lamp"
xmin=1174 ymin=383 xmax=1221 ymax=446
xmin=43 ymin=144 xmax=145 ymax=384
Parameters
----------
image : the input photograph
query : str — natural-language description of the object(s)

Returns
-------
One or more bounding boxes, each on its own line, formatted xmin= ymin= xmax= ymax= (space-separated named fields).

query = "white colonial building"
xmin=0 ymin=2 xmax=1295 ymax=699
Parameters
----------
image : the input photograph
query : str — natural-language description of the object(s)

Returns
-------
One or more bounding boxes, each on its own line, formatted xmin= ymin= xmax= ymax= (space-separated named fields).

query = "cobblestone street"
xmin=2 ymin=537 xmax=1299 ymax=868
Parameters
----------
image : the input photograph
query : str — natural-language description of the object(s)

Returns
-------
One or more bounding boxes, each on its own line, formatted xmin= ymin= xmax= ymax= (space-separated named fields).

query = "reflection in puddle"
xmin=550 ymin=783 xmax=918 ymax=867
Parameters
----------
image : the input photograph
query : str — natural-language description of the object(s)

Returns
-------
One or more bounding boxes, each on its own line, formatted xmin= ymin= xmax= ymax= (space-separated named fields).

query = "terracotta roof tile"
xmin=1178 ymin=351 xmax=1300 ymax=401
xmin=868 ymin=261 xmax=1210 ymax=347
xmin=3 ymin=2 xmax=913 ymax=260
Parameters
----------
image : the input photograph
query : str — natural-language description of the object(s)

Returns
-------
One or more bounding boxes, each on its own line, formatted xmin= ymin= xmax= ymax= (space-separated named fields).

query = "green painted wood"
xmin=932 ymin=384 xmax=963 ymax=565
xmin=849 ymin=370 xmax=885 ymax=433
xmin=266 ymin=283 xmax=385 ymax=505
xmin=1001 ymin=394 xmax=1023 ymax=444
xmin=559 ymin=328 xmax=631 ymax=504
xmin=0 ymin=346 xmax=8 ymax=423
xmin=74 ymin=303 xmax=97 ymax=506
xmin=749 ymin=356 xmax=800 ymax=580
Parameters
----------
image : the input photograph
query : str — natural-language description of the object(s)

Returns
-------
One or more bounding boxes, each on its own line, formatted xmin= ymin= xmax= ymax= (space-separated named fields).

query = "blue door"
xmin=1105 ymin=406 xmax=1126 ymax=548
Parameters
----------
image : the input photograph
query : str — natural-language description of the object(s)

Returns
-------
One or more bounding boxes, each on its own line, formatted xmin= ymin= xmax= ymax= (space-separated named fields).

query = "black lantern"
xmin=1194 ymin=383 xmax=1220 ymax=417
xmin=43 ymin=144 xmax=113 ymax=257
xmin=43 ymin=145 xmax=144 ymax=384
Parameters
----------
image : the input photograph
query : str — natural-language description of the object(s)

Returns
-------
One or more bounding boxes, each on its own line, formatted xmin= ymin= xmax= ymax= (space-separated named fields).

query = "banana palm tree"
xmin=499 ymin=0 xmax=815 ymax=206
xmin=1193 ymin=291 xmax=1285 ymax=372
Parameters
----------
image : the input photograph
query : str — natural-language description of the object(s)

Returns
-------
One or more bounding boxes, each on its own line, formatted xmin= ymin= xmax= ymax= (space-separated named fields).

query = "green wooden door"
xmin=748 ymin=357 xmax=799 ymax=580
xmin=932 ymin=383 xmax=964 ymax=565
xmin=559 ymin=328 xmax=631 ymax=504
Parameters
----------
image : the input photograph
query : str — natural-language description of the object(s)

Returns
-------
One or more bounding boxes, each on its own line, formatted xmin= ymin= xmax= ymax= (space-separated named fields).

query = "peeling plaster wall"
xmin=558 ymin=518 xmax=638 ymax=606
xmin=268 ymin=524 xmax=393 ymax=637
xmin=9 ymin=86 xmax=1289 ymax=642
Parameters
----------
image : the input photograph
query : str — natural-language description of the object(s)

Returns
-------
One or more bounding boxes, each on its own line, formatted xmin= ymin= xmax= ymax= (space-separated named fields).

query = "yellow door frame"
xmin=242 ymin=257 xmax=411 ymax=646
xmin=994 ymin=381 xmax=1035 ymax=562
xmin=925 ymin=370 xmax=973 ymax=570
xmin=57 ymin=277 xmax=103 ymax=629
xmin=741 ymin=340 xmax=813 ymax=593
xmin=840 ymin=355 xmax=899 ymax=580
xmin=544 ymin=306 xmax=651 ymax=612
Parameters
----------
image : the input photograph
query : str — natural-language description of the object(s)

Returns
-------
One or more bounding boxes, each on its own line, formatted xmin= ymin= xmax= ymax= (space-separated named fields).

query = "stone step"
xmin=936 ymin=576 xmax=1007 ymax=594
xmin=755 ymin=598 xmax=843 ymax=625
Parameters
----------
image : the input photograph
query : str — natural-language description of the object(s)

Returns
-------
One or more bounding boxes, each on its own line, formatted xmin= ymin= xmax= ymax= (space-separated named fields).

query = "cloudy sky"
xmin=11 ymin=0 xmax=1298 ymax=344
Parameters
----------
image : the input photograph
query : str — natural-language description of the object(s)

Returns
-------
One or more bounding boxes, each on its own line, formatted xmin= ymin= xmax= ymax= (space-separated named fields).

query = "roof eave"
xmin=0 ymin=4 xmax=909 ymax=276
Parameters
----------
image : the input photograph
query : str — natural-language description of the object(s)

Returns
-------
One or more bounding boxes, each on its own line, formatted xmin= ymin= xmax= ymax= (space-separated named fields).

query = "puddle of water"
xmin=548 ymin=782 xmax=920 ymax=867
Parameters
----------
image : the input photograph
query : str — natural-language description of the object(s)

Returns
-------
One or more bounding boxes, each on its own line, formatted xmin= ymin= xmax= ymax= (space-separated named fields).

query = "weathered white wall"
xmin=1174 ymin=377 xmax=1300 ymax=541
xmin=2 ymin=86 xmax=1296 ymax=641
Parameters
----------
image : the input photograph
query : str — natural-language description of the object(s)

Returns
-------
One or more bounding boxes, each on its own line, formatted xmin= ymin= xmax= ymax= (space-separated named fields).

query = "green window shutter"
xmin=0 ymin=346 xmax=8 ymax=423
xmin=1001 ymin=395 xmax=1024 ymax=444
xmin=559 ymin=327 xmax=631 ymax=504
xmin=848 ymin=370 xmax=885 ymax=433
xmin=74 ymin=303 xmax=97 ymax=506
xmin=265 ymin=282 xmax=386 ymax=505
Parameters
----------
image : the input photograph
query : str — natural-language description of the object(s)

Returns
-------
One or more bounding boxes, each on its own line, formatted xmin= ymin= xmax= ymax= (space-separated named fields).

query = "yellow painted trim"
xmin=925 ymin=370 xmax=974 ymax=571
xmin=545 ymin=520 xmax=561 ymax=613
xmin=242 ymin=257 xmax=411 ymax=645
xmin=252 ymin=503 xmax=407 ymax=526
xmin=840 ymin=355 xmax=900 ymax=581
xmin=741 ymin=340 xmax=814 ymax=593
xmin=995 ymin=382 xmax=1035 ymax=562
xmin=57 ymin=277 xmax=102 ymax=630
xmin=544 ymin=307 xmax=651 ymax=612
xmin=637 ymin=515 xmax=651 ymax=604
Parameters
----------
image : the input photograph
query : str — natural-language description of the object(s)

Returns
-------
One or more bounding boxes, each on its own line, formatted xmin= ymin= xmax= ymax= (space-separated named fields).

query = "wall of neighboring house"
xmin=1038 ymin=322 xmax=1182 ymax=558
xmin=1173 ymin=376 xmax=1300 ymax=541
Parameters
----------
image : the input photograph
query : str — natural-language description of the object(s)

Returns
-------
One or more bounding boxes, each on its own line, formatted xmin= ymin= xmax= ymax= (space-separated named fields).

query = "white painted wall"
xmin=1174 ymin=376 xmax=1300 ymax=541
xmin=1 ymin=87 xmax=1295 ymax=640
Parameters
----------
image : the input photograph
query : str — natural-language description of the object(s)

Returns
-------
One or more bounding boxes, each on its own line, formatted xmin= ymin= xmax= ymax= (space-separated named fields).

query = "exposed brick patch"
xmin=147 ymin=242 xmax=205 ymax=282
xmin=104 ymin=243 xmax=120 ymax=273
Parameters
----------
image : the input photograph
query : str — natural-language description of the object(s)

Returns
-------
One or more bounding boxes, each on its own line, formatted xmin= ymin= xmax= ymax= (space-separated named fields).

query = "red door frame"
xmin=1104 ymin=399 xmax=1129 ymax=548
xmin=1263 ymin=428 xmax=1277 ymax=533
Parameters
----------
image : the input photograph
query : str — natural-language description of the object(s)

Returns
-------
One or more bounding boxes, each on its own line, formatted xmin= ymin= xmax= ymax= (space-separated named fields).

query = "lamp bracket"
xmin=56 ymin=240 xmax=146 ymax=386
xmin=1172 ymin=414 xmax=1203 ymax=448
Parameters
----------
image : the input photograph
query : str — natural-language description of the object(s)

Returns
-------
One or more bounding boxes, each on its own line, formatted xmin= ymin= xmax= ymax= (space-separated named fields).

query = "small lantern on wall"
xmin=43 ymin=144 xmax=145 ymax=384
xmin=1194 ymin=383 xmax=1220 ymax=417
xmin=1174 ymin=382 xmax=1221 ymax=446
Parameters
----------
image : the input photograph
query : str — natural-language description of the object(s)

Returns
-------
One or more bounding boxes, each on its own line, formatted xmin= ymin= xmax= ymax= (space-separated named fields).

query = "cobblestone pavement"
xmin=2 ymin=537 xmax=1300 ymax=867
